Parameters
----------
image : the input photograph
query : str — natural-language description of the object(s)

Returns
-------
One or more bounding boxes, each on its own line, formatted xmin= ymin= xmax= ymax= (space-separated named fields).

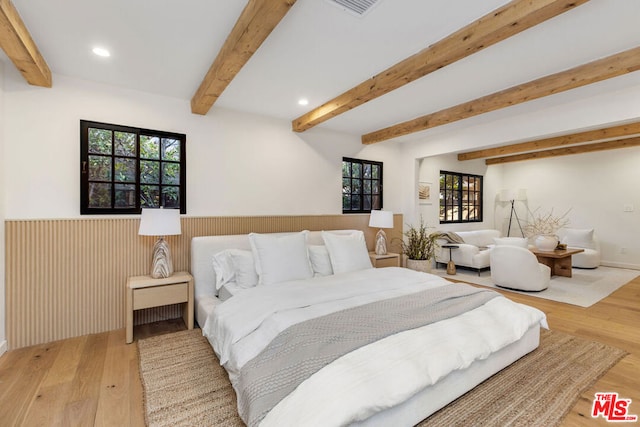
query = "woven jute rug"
xmin=137 ymin=328 xmax=627 ymax=427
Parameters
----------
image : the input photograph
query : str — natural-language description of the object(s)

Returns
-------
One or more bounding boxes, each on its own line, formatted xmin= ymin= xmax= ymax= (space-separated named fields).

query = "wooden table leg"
xmin=126 ymin=286 xmax=134 ymax=344
xmin=535 ymin=255 xmax=573 ymax=277
xmin=183 ymin=278 xmax=194 ymax=330
xmin=554 ymin=256 xmax=573 ymax=277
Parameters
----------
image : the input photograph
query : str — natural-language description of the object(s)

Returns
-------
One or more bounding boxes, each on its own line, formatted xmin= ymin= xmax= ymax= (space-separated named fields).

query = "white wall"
xmin=403 ymin=78 xmax=640 ymax=269
xmin=496 ymin=149 xmax=640 ymax=269
xmin=417 ymin=149 xmax=640 ymax=269
xmin=3 ymin=72 xmax=403 ymax=219
xmin=417 ymin=154 xmax=500 ymax=233
xmin=399 ymin=77 xmax=640 ymax=228
xmin=0 ymin=62 xmax=6 ymax=356
xmin=1 ymin=70 xmax=404 ymax=351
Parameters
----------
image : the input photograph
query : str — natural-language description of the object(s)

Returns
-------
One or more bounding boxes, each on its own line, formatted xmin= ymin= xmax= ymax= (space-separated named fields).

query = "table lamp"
xmin=138 ymin=208 xmax=182 ymax=278
xmin=369 ymin=210 xmax=394 ymax=255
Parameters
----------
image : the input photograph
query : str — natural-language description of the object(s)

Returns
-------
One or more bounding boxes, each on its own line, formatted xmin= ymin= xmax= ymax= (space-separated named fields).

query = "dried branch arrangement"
xmin=522 ymin=207 xmax=571 ymax=237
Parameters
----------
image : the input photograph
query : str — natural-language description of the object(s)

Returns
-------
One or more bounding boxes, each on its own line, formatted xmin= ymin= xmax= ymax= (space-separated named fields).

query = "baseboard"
xmin=0 ymin=340 xmax=7 ymax=358
xmin=601 ymin=261 xmax=640 ymax=271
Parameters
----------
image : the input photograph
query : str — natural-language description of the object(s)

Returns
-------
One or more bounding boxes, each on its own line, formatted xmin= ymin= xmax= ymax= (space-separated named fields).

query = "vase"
xmin=535 ymin=234 xmax=558 ymax=251
xmin=406 ymin=258 xmax=432 ymax=273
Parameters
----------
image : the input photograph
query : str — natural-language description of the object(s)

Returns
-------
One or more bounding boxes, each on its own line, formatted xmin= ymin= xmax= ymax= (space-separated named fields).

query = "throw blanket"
xmin=236 ymin=284 xmax=498 ymax=426
xmin=434 ymin=231 xmax=465 ymax=244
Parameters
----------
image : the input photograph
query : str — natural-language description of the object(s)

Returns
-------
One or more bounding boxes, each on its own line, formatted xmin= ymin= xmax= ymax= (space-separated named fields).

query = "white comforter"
xmin=203 ymin=267 xmax=547 ymax=426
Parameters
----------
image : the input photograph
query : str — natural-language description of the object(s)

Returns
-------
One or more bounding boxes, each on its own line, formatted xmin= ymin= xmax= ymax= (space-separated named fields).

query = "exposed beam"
xmin=362 ymin=46 xmax=640 ymax=144
xmin=292 ymin=0 xmax=588 ymax=133
xmin=0 ymin=0 xmax=51 ymax=87
xmin=458 ymin=121 xmax=640 ymax=161
xmin=191 ymin=0 xmax=296 ymax=115
xmin=485 ymin=136 xmax=640 ymax=165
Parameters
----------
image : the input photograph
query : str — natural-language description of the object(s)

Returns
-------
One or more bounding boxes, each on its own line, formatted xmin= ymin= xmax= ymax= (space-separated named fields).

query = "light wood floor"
xmin=0 ymin=276 xmax=638 ymax=427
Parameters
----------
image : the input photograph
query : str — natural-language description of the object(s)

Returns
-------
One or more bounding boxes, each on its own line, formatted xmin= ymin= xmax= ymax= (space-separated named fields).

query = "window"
xmin=342 ymin=157 xmax=383 ymax=213
xmin=439 ymin=171 xmax=482 ymax=223
xmin=80 ymin=120 xmax=186 ymax=214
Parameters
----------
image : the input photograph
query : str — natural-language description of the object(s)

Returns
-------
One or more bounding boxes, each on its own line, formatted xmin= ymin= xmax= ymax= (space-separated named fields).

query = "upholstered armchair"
xmin=559 ymin=228 xmax=601 ymax=269
xmin=490 ymin=246 xmax=550 ymax=291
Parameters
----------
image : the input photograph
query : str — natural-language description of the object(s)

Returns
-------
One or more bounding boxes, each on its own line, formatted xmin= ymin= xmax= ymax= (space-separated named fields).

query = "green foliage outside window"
xmin=81 ymin=120 xmax=186 ymax=214
xmin=342 ymin=157 xmax=382 ymax=213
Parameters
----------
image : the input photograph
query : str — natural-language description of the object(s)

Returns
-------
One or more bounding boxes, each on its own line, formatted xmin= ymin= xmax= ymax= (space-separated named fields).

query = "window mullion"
xmin=136 ymin=133 xmax=141 ymax=211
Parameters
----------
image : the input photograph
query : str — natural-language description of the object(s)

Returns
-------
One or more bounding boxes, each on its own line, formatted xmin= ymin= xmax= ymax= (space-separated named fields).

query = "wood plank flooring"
xmin=0 ymin=276 xmax=638 ymax=427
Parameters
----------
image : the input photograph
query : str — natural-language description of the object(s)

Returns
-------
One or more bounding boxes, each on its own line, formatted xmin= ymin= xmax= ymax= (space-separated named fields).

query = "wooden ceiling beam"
xmin=0 ymin=0 xmax=51 ymax=87
xmin=292 ymin=0 xmax=587 ymax=133
xmin=485 ymin=136 xmax=640 ymax=165
xmin=191 ymin=0 xmax=296 ymax=115
xmin=362 ymin=46 xmax=640 ymax=144
xmin=458 ymin=121 xmax=640 ymax=161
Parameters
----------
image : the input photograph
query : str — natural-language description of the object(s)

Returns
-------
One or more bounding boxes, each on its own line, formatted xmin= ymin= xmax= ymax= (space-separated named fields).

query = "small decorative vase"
xmin=535 ymin=234 xmax=559 ymax=252
xmin=406 ymin=259 xmax=432 ymax=274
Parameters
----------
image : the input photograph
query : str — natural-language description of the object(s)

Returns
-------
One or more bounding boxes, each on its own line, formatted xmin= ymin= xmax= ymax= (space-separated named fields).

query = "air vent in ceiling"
xmin=325 ymin=0 xmax=382 ymax=17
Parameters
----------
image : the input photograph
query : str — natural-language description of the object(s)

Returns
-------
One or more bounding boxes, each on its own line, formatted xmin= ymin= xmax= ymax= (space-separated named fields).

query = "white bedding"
xmin=203 ymin=267 xmax=547 ymax=426
xmin=218 ymin=281 xmax=246 ymax=301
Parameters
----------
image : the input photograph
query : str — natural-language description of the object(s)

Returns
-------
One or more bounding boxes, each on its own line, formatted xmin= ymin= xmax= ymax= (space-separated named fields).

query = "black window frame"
xmin=342 ymin=157 xmax=383 ymax=214
xmin=439 ymin=170 xmax=483 ymax=223
xmin=80 ymin=120 xmax=186 ymax=215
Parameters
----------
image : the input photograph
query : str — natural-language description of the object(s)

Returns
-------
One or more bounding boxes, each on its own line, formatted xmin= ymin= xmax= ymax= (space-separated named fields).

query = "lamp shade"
xmin=515 ymin=188 xmax=527 ymax=201
xmin=369 ymin=210 xmax=394 ymax=229
xmin=138 ymin=208 xmax=181 ymax=236
xmin=499 ymin=189 xmax=516 ymax=202
xmin=499 ymin=189 xmax=527 ymax=202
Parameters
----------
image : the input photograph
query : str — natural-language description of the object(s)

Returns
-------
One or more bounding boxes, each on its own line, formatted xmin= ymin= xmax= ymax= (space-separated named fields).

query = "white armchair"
xmin=559 ymin=228 xmax=600 ymax=269
xmin=490 ymin=246 xmax=550 ymax=291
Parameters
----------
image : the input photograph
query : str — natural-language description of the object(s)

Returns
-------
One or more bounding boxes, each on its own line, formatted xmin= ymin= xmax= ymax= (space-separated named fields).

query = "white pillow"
xmin=322 ymin=230 xmax=373 ymax=274
xmin=213 ymin=249 xmax=258 ymax=289
xmin=308 ymin=245 xmax=334 ymax=277
xmin=249 ymin=231 xmax=314 ymax=286
xmin=563 ymin=228 xmax=595 ymax=249
xmin=493 ymin=237 xmax=529 ymax=248
xmin=212 ymin=250 xmax=235 ymax=292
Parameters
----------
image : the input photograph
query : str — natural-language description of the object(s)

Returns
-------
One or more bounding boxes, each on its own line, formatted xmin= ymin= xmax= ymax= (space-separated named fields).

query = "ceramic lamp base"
xmin=151 ymin=236 xmax=173 ymax=279
xmin=375 ymin=229 xmax=388 ymax=255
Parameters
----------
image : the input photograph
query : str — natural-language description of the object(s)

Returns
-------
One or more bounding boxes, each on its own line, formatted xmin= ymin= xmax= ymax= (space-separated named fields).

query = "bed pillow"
xmin=212 ymin=250 xmax=235 ymax=292
xmin=322 ymin=230 xmax=373 ymax=274
xmin=308 ymin=245 xmax=334 ymax=277
xmin=213 ymin=249 xmax=259 ymax=289
xmin=249 ymin=231 xmax=314 ymax=286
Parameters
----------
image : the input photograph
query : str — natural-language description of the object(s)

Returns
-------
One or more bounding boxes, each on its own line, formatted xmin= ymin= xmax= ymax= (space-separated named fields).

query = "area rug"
xmin=435 ymin=265 xmax=639 ymax=307
xmin=138 ymin=328 xmax=627 ymax=427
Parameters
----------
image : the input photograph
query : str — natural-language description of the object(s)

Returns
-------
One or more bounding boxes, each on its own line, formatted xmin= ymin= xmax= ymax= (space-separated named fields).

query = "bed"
xmin=191 ymin=230 xmax=547 ymax=426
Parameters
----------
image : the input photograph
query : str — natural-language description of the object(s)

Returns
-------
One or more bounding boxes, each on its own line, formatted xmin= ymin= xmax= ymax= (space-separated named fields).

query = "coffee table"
xmin=530 ymin=248 xmax=584 ymax=277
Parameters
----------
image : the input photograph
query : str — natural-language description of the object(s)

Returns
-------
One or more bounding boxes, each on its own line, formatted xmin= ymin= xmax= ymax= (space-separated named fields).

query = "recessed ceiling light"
xmin=298 ymin=98 xmax=309 ymax=106
xmin=92 ymin=47 xmax=111 ymax=57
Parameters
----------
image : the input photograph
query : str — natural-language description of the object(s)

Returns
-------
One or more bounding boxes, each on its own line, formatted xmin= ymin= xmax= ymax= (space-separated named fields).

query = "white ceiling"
xmin=5 ymin=0 xmax=640 ymax=143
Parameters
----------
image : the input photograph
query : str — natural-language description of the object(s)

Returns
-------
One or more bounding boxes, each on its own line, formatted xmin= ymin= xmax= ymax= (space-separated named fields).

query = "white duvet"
xmin=202 ymin=267 xmax=547 ymax=426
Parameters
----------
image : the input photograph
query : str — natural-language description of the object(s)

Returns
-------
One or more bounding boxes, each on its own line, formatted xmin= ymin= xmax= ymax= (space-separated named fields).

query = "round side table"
xmin=441 ymin=244 xmax=459 ymax=275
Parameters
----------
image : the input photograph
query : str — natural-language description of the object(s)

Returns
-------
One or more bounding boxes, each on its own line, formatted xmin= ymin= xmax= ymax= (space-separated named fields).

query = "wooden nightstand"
xmin=126 ymin=271 xmax=194 ymax=344
xmin=369 ymin=252 xmax=401 ymax=268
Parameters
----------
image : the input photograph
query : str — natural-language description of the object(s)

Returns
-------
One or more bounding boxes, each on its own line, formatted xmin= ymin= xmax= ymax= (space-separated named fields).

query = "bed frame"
xmin=190 ymin=231 xmax=541 ymax=426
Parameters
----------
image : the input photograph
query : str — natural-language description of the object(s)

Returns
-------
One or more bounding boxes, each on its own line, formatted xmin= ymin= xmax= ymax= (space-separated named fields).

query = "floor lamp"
xmin=499 ymin=189 xmax=526 ymax=237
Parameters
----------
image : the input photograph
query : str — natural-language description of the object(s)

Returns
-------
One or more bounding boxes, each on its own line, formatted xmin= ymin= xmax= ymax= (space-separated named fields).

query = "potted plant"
xmin=399 ymin=218 xmax=439 ymax=273
xmin=523 ymin=207 xmax=571 ymax=251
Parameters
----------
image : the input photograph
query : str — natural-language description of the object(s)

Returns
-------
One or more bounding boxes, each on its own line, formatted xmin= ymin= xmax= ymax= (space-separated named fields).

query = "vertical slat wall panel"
xmin=5 ymin=214 xmax=402 ymax=349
